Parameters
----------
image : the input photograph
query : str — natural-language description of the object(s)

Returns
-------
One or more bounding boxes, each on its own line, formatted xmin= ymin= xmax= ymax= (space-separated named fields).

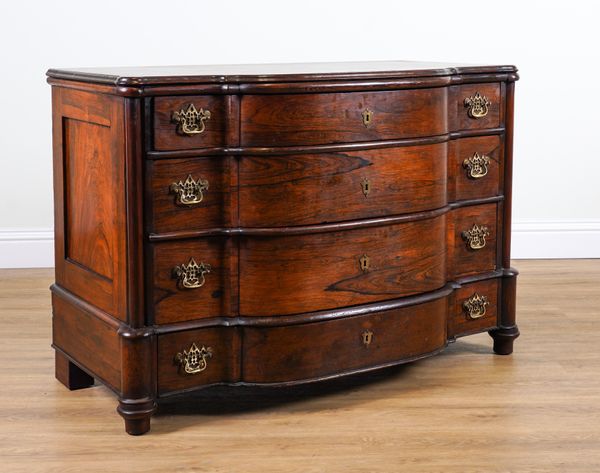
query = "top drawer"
xmin=153 ymin=95 xmax=228 ymax=151
xmin=240 ymin=89 xmax=448 ymax=147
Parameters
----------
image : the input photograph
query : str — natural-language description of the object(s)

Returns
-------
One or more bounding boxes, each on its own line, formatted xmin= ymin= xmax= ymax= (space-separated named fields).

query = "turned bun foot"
xmin=117 ymin=398 xmax=157 ymax=435
xmin=489 ymin=325 xmax=520 ymax=355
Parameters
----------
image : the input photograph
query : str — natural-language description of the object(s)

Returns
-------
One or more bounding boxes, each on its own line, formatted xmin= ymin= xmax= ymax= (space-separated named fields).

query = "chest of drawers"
xmin=47 ymin=61 xmax=519 ymax=435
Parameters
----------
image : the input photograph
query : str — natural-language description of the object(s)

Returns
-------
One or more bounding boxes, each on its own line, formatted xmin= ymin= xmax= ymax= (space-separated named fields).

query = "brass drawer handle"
xmin=170 ymin=174 xmax=209 ymax=206
xmin=172 ymin=257 xmax=211 ymax=289
xmin=463 ymin=153 xmax=490 ymax=179
xmin=463 ymin=293 xmax=490 ymax=319
xmin=172 ymin=103 xmax=211 ymax=136
xmin=462 ymin=224 xmax=490 ymax=250
xmin=464 ymin=92 xmax=491 ymax=119
xmin=175 ymin=342 xmax=213 ymax=374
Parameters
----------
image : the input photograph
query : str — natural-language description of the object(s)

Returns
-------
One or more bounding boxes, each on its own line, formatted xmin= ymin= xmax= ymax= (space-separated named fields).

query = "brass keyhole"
xmin=362 ymin=330 xmax=373 ymax=347
xmin=361 ymin=178 xmax=371 ymax=197
xmin=362 ymin=109 xmax=373 ymax=127
xmin=359 ymin=254 xmax=370 ymax=272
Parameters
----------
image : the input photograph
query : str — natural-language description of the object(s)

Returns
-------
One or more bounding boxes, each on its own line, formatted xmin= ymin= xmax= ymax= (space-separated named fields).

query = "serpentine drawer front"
xmin=48 ymin=60 xmax=519 ymax=435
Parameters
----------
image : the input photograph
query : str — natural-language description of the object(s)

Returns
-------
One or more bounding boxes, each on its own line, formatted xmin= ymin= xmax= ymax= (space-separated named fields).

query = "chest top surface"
xmin=47 ymin=60 xmax=517 ymax=85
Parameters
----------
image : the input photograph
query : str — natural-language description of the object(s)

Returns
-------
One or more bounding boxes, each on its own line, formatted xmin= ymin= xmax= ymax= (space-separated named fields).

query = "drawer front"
xmin=153 ymin=96 xmax=227 ymax=151
xmin=449 ymin=278 xmax=499 ymax=337
xmin=450 ymin=203 xmax=498 ymax=278
xmin=157 ymin=327 xmax=238 ymax=395
xmin=239 ymin=143 xmax=448 ymax=227
xmin=239 ymin=215 xmax=447 ymax=316
xmin=150 ymin=238 xmax=231 ymax=324
xmin=146 ymin=157 xmax=230 ymax=234
xmin=241 ymin=88 xmax=448 ymax=147
xmin=449 ymin=136 xmax=502 ymax=202
xmin=242 ymin=297 xmax=447 ymax=383
xmin=453 ymin=83 xmax=501 ymax=130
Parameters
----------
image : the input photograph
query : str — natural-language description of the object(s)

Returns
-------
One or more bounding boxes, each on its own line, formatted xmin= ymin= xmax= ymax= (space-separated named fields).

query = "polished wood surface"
xmin=1 ymin=260 xmax=597 ymax=471
xmin=240 ymin=88 xmax=448 ymax=146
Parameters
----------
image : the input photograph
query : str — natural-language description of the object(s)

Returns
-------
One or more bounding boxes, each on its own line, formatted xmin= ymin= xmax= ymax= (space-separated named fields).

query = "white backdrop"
xmin=1 ymin=0 xmax=599 ymax=267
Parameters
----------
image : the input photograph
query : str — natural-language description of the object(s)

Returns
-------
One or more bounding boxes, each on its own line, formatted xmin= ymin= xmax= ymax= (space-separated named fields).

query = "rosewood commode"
xmin=47 ymin=61 xmax=519 ymax=435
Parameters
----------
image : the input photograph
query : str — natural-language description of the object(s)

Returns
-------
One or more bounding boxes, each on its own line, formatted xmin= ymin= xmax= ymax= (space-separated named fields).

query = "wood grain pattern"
xmin=150 ymin=238 xmax=231 ymax=324
xmin=243 ymin=298 xmax=447 ymax=383
xmin=449 ymin=203 xmax=498 ymax=278
xmin=239 ymin=215 xmax=447 ymax=316
xmin=153 ymin=95 xmax=227 ymax=150
xmin=157 ymin=327 xmax=240 ymax=395
xmin=239 ymin=143 xmax=448 ymax=226
xmin=240 ymin=88 xmax=449 ymax=147
xmin=3 ymin=261 xmax=597 ymax=472
xmin=452 ymin=83 xmax=501 ymax=130
xmin=448 ymin=135 xmax=502 ymax=202
xmin=52 ymin=87 xmax=127 ymax=321
xmin=146 ymin=157 xmax=230 ymax=234
xmin=448 ymin=278 xmax=499 ymax=337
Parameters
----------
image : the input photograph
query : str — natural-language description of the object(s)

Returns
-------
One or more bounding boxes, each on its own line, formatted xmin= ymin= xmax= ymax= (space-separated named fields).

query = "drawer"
xmin=240 ymin=88 xmax=448 ymax=147
xmin=146 ymin=157 xmax=230 ymax=234
xmin=449 ymin=135 xmax=502 ymax=202
xmin=449 ymin=278 xmax=499 ymax=337
xmin=453 ymin=83 xmax=501 ymax=131
xmin=242 ymin=297 xmax=447 ymax=383
xmin=153 ymin=95 xmax=227 ymax=151
xmin=157 ymin=327 xmax=238 ymax=395
xmin=239 ymin=214 xmax=447 ymax=316
xmin=149 ymin=238 xmax=231 ymax=324
xmin=449 ymin=203 xmax=498 ymax=278
xmin=239 ymin=143 xmax=448 ymax=226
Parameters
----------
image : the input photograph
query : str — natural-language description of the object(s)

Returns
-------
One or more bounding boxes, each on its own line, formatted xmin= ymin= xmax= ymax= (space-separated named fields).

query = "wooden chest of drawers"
xmin=47 ymin=61 xmax=519 ymax=435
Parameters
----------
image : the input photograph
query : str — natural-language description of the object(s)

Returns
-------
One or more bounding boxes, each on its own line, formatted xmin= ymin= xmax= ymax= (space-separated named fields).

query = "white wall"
xmin=1 ymin=0 xmax=599 ymax=267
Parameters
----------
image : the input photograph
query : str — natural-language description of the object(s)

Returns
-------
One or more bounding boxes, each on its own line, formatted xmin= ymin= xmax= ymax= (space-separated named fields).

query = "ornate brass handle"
xmin=172 ymin=257 xmax=211 ymax=289
xmin=170 ymin=174 xmax=209 ymax=206
xmin=464 ymin=92 xmax=491 ymax=119
xmin=463 ymin=153 xmax=490 ymax=179
xmin=462 ymin=224 xmax=490 ymax=250
xmin=175 ymin=342 xmax=213 ymax=374
xmin=463 ymin=293 xmax=490 ymax=319
xmin=172 ymin=103 xmax=211 ymax=136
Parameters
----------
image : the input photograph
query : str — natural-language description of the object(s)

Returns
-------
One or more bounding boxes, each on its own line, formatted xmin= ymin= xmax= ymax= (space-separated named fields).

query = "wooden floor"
xmin=1 ymin=260 xmax=599 ymax=472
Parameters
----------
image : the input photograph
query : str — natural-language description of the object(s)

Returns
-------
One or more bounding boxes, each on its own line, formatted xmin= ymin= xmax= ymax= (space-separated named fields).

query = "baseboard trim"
xmin=0 ymin=221 xmax=598 ymax=268
xmin=512 ymin=220 xmax=600 ymax=259
xmin=0 ymin=228 xmax=54 ymax=268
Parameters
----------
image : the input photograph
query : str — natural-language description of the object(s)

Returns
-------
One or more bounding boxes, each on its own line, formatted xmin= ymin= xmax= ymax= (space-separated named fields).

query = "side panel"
xmin=52 ymin=87 xmax=128 ymax=320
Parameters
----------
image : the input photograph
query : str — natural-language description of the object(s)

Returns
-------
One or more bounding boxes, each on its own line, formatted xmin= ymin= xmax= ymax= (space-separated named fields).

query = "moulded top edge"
xmin=46 ymin=60 xmax=518 ymax=86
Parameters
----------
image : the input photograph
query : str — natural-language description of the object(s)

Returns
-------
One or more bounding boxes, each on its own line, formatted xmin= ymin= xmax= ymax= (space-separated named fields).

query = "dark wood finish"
xmin=49 ymin=62 xmax=518 ymax=434
xmin=55 ymin=351 xmax=95 ymax=390
xmin=243 ymin=297 xmax=447 ymax=383
xmin=153 ymin=95 xmax=228 ymax=150
xmin=52 ymin=87 xmax=128 ymax=321
xmin=239 ymin=215 xmax=447 ymax=316
xmin=150 ymin=238 xmax=230 ymax=324
xmin=451 ymin=83 xmax=501 ymax=131
xmin=157 ymin=327 xmax=240 ymax=395
xmin=448 ymin=278 xmax=499 ymax=338
xmin=51 ymin=290 xmax=121 ymax=391
xmin=238 ymin=143 xmax=448 ymax=226
xmin=449 ymin=203 xmax=498 ymax=277
xmin=241 ymin=88 xmax=448 ymax=147
xmin=448 ymin=135 xmax=502 ymax=202
xmin=146 ymin=157 xmax=230 ymax=234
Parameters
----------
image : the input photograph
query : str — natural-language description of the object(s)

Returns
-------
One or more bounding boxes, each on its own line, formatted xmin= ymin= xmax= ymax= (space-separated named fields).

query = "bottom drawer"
xmin=242 ymin=298 xmax=447 ymax=383
xmin=449 ymin=278 xmax=499 ymax=338
xmin=157 ymin=327 xmax=238 ymax=395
